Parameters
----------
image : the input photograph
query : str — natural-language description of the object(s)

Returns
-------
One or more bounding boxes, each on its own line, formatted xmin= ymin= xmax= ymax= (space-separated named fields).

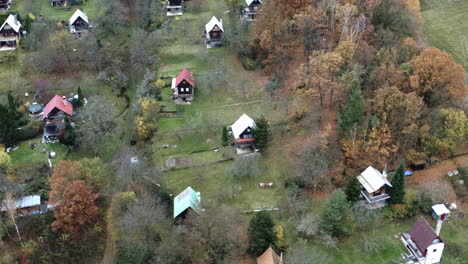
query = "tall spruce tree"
xmin=221 ymin=126 xmax=228 ymax=146
xmin=76 ymin=86 xmax=85 ymax=108
xmin=0 ymin=103 xmax=19 ymax=147
xmin=345 ymin=175 xmax=361 ymax=204
xmin=389 ymin=162 xmax=406 ymax=204
xmin=321 ymin=189 xmax=353 ymax=236
xmin=338 ymin=83 xmax=365 ymax=136
xmin=248 ymin=211 xmax=276 ymax=256
xmin=253 ymin=115 xmax=272 ymax=152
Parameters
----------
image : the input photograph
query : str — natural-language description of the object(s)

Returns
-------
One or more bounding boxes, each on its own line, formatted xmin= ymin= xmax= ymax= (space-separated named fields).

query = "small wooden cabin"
xmin=69 ymin=9 xmax=89 ymax=37
xmin=357 ymin=166 xmax=392 ymax=207
xmin=0 ymin=0 xmax=10 ymax=10
xmin=230 ymin=114 xmax=256 ymax=150
xmin=171 ymin=68 xmax=195 ymax=104
xmin=166 ymin=0 xmax=183 ymax=16
xmin=51 ymin=0 xmax=70 ymax=7
xmin=0 ymin=14 xmax=21 ymax=51
xmin=243 ymin=0 xmax=262 ymax=20
xmin=204 ymin=16 xmax=223 ymax=47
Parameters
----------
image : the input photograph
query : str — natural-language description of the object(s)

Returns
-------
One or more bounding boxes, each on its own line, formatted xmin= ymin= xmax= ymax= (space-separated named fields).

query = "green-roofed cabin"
xmin=173 ymin=186 xmax=200 ymax=222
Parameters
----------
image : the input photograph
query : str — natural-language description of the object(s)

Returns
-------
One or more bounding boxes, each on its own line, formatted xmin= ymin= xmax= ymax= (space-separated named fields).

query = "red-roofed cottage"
xmin=171 ymin=68 xmax=195 ymax=104
xmin=43 ymin=95 xmax=73 ymax=142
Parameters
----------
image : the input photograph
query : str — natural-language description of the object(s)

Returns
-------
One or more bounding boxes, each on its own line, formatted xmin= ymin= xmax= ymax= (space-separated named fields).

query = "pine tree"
xmin=76 ymin=86 xmax=85 ymax=108
xmin=345 ymin=176 xmax=361 ymax=204
xmin=389 ymin=162 xmax=406 ymax=204
xmin=248 ymin=211 xmax=276 ymax=256
xmin=0 ymin=103 xmax=19 ymax=147
xmin=221 ymin=126 xmax=229 ymax=146
xmin=321 ymin=189 xmax=353 ymax=236
xmin=338 ymin=83 xmax=365 ymax=136
xmin=253 ymin=115 xmax=272 ymax=152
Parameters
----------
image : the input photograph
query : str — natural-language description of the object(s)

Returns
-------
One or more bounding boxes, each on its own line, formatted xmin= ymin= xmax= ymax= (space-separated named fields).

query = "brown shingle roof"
xmin=256 ymin=247 xmax=280 ymax=264
xmin=408 ymin=217 xmax=440 ymax=253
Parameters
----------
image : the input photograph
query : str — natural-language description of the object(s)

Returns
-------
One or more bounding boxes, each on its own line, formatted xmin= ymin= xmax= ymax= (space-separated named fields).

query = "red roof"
xmin=236 ymin=138 xmax=254 ymax=143
xmin=175 ymin=68 xmax=195 ymax=87
xmin=408 ymin=217 xmax=440 ymax=253
xmin=43 ymin=95 xmax=73 ymax=119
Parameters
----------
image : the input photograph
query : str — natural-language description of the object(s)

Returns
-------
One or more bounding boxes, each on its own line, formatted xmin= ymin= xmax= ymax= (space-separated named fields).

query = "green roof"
xmin=173 ymin=186 xmax=200 ymax=218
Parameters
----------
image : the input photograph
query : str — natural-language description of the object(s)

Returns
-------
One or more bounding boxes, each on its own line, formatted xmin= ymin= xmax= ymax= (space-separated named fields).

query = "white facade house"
xmin=357 ymin=166 xmax=392 ymax=206
xmin=230 ymin=114 xmax=256 ymax=150
xmin=401 ymin=217 xmax=445 ymax=264
xmin=0 ymin=14 xmax=21 ymax=51
xmin=69 ymin=9 xmax=89 ymax=37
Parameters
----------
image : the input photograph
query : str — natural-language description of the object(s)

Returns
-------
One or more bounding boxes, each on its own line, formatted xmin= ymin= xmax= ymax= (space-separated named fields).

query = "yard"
xmin=422 ymin=0 xmax=468 ymax=69
xmin=11 ymin=0 xmax=102 ymax=22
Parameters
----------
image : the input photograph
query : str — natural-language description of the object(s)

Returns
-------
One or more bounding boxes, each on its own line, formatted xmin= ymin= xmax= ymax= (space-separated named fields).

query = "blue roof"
xmin=173 ymin=186 xmax=200 ymax=218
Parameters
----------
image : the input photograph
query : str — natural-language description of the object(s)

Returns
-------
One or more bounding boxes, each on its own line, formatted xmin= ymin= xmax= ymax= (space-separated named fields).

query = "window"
xmin=433 ymin=249 xmax=437 ymax=252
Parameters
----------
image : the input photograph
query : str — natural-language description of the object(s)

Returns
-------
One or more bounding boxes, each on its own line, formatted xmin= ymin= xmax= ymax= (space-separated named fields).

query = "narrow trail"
xmin=209 ymin=99 xmax=263 ymax=109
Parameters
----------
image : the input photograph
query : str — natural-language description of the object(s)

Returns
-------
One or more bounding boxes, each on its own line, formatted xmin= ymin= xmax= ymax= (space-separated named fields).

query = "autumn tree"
xmin=295 ymin=146 xmax=329 ymax=189
xmin=409 ymin=48 xmax=467 ymax=105
xmin=49 ymin=179 xmax=99 ymax=234
xmin=185 ymin=205 xmax=247 ymax=264
xmin=389 ymin=162 xmax=405 ymax=204
xmin=428 ymin=108 xmax=468 ymax=157
xmin=136 ymin=98 xmax=160 ymax=141
xmin=248 ymin=211 xmax=276 ymax=256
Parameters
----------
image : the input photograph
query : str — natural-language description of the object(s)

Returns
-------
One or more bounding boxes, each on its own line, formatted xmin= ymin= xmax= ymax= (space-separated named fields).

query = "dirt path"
xmin=210 ymin=99 xmax=263 ymax=109
xmin=407 ymin=155 xmax=468 ymax=202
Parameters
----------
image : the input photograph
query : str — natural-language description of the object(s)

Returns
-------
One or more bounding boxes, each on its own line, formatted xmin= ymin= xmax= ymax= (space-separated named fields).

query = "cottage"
xmin=173 ymin=186 xmax=200 ymax=221
xmin=0 ymin=14 xmax=21 ymax=51
xmin=171 ymin=68 xmax=195 ymax=104
xmin=0 ymin=0 xmax=11 ymax=10
xmin=204 ymin=16 xmax=223 ymax=48
xmin=69 ymin=9 xmax=89 ymax=37
xmin=242 ymin=0 xmax=262 ymax=20
xmin=1 ymin=195 xmax=42 ymax=216
xmin=43 ymin=95 xmax=73 ymax=142
xmin=230 ymin=114 xmax=256 ymax=150
xmin=51 ymin=0 xmax=70 ymax=6
xmin=256 ymin=247 xmax=282 ymax=264
xmin=166 ymin=0 xmax=183 ymax=16
xmin=357 ymin=166 xmax=392 ymax=207
xmin=401 ymin=217 xmax=445 ymax=264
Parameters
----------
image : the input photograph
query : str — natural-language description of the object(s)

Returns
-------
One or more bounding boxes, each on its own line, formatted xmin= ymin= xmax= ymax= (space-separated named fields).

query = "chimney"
xmin=382 ymin=163 xmax=388 ymax=178
xmin=280 ymin=252 xmax=283 ymax=264
xmin=435 ymin=220 xmax=443 ymax=236
xmin=62 ymin=96 xmax=67 ymax=106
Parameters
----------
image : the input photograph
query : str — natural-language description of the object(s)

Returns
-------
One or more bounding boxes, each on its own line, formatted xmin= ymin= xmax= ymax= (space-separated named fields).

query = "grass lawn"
xmin=422 ymin=0 xmax=468 ymax=69
xmin=11 ymin=0 xmax=102 ymax=21
xmin=9 ymin=137 xmax=70 ymax=166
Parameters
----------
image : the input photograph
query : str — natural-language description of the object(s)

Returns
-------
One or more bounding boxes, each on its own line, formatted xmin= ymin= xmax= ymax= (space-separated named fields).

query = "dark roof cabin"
xmin=243 ymin=0 xmax=262 ymax=20
xmin=400 ymin=217 xmax=445 ymax=264
xmin=51 ymin=0 xmax=70 ymax=6
xmin=0 ymin=0 xmax=10 ymax=10
xmin=171 ymin=68 xmax=195 ymax=104
xmin=166 ymin=0 xmax=183 ymax=16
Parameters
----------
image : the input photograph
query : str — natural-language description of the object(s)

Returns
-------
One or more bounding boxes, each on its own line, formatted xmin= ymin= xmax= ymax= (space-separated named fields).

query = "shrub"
xmin=240 ymin=55 xmax=257 ymax=70
xmin=0 ymin=152 xmax=11 ymax=169
xmin=15 ymin=120 xmax=42 ymax=141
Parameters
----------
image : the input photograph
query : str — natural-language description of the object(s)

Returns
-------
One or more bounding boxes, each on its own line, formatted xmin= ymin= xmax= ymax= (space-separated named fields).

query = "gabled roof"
xmin=173 ymin=186 xmax=200 ymax=218
xmin=256 ymin=247 xmax=280 ymax=264
xmin=1 ymin=195 xmax=41 ymax=212
xmin=246 ymin=0 xmax=262 ymax=6
xmin=175 ymin=68 xmax=195 ymax=87
xmin=408 ymin=217 xmax=441 ymax=253
xmin=43 ymin=95 xmax=73 ymax=119
xmin=0 ymin=14 xmax=21 ymax=33
xmin=205 ymin=16 xmax=223 ymax=33
xmin=69 ymin=9 xmax=89 ymax=25
xmin=230 ymin=114 xmax=256 ymax=139
xmin=357 ymin=166 xmax=392 ymax=193
xmin=432 ymin=204 xmax=450 ymax=216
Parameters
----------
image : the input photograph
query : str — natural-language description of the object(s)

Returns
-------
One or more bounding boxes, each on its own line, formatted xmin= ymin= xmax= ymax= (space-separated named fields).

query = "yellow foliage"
xmin=0 ymin=152 xmax=12 ymax=169
xmin=136 ymin=98 xmax=160 ymax=141
xmin=335 ymin=39 xmax=356 ymax=65
xmin=156 ymin=79 xmax=165 ymax=89
xmin=401 ymin=0 xmax=423 ymax=25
